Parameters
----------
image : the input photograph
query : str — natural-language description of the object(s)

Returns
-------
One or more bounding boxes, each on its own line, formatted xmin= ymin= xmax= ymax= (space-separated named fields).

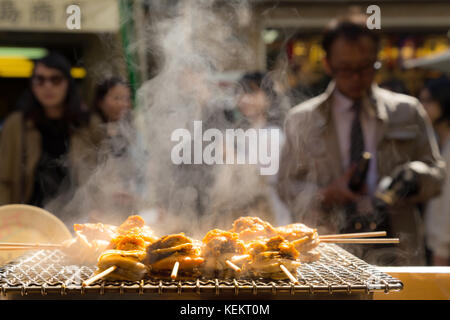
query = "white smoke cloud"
xmin=47 ymin=0 xmax=289 ymax=239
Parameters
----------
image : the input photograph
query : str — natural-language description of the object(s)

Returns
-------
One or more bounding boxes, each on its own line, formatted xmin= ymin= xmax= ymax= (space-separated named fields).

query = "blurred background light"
xmin=70 ymin=67 xmax=87 ymax=79
xmin=262 ymin=29 xmax=279 ymax=45
xmin=0 ymin=56 xmax=86 ymax=79
xmin=0 ymin=47 xmax=48 ymax=60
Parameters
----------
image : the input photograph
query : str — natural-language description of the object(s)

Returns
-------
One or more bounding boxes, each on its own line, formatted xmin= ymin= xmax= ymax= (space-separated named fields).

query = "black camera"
xmin=374 ymin=166 xmax=419 ymax=208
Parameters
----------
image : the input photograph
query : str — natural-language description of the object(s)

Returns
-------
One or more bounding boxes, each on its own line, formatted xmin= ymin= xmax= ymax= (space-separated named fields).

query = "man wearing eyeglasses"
xmin=277 ymin=12 xmax=445 ymax=265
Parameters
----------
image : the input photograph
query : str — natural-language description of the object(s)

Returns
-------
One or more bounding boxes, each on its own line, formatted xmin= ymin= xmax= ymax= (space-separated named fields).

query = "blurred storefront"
xmin=251 ymin=0 xmax=450 ymax=102
xmin=2 ymin=0 xmax=449 ymax=122
xmin=0 ymin=0 xmax=128 ymax=123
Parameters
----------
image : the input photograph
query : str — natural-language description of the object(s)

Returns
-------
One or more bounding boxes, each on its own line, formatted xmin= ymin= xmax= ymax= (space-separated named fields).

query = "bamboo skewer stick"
xmin=0 ymin=242 xmax=63 ymax=250
xmin=279 ymin=264 xmax=299 ymax=285
xmin=292 ymin=236 xmax=309 ymax=246
xmin=225 ymin=260 xmax=241 ymax=273
xmin=0 ymin=247 xmax=47 ymax=251
xmin=319 ymin=238 xmax=399 ymax=244
xmin=319 ymin=231 xmax=387 ymax=239
xmin=0 ymin=231 xmax=388 ymax=250
xmin=0 ymin=242 xmax=63 ymax=247
xmin=171 ymin=261 xmax=180 ymax=280
xmin=231 ymin=254 xmax=250 ymax=263
xmin=83 ymin=266 xmax=117 ymax=287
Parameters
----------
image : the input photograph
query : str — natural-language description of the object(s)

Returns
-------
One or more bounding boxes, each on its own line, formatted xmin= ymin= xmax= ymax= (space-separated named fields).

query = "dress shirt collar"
xmin=332 ymin=88 xmax=376 ymax=118
xmin=333 ymin=88 xmax=354 ymax=113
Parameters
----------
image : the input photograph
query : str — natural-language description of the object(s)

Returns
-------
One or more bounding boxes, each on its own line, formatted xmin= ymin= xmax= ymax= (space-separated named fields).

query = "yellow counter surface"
xmin=374 ymin=267 xmax=450 ymax=300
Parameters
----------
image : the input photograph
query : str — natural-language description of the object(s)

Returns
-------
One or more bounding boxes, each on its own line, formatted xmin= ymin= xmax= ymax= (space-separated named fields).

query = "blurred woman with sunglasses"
xmin=0 ymin=52 xmax=89 ymax=208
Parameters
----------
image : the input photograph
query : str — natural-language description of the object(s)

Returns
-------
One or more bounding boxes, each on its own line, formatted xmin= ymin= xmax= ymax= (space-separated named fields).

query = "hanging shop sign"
xmin=0 ymin=0 xmax=119 ymax=33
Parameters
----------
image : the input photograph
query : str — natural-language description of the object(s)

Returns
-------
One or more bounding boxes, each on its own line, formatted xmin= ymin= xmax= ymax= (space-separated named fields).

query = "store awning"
xmin=403 ymin=50 xmax=450 ymax=74
xmin=0 ymin=0 xmax=119 ymax=33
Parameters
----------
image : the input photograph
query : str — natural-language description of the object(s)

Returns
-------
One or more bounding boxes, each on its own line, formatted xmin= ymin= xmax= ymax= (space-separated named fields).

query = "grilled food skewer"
xmin=230 ymin=218 xmax=322 ymax=263
xmin=0 ymin=216 xmax=157 ymax=269
xmin=243 ymin=235 xmax=301 ymax=281
xmin=87 ymin=216 xmax=154 ymax=284
xmin=146 ymin=233 xmax=204 ymax=280
xmin=230 ymin=218 xmax=399 ymax=264
xmin=201 ymin=229 xmax=249 ymax=277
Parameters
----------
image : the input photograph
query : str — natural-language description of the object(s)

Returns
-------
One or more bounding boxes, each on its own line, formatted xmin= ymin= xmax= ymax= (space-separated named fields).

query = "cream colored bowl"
xmin=0 ymin=204 xmax=72 ymax=265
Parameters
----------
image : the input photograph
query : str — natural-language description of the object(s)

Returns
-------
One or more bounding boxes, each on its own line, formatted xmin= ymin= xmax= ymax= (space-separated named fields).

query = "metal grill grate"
xmin=0 ymin=243 xmax=403 ymax=297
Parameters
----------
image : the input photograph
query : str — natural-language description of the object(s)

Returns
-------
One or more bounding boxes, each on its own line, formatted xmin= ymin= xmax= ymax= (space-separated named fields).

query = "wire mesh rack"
xmin=0 ymin=243 xmax=403 ymax=298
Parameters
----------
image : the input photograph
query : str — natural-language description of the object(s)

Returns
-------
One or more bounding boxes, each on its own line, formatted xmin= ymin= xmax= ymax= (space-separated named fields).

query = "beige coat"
xmin=0 ymin=112 xmax=102 ymax=206
xmin=69 ymin=113 xmax=107 ymax=186
xmin=0 ymin=112 xmax=42 ymax=205
xmin=277 ymin=82 xmax=446 ymax=265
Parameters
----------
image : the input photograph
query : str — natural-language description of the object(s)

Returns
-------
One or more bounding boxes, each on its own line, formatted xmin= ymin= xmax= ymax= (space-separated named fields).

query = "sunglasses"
xmin=32 ymin=74 xmax=66 ymax=86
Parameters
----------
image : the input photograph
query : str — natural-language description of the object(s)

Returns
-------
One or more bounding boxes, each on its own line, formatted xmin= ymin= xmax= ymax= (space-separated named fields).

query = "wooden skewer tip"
xmin=279 ymin=264 xmax=299 ymax=285
xmin=171 ymin=261 xmax=180 ymax=280
xmin=225 ymin=260 xmax=241 ymax=273
xmin=83 ymin=265 xmax=117 ymax=287
xmin=319 ymin=238 xmax=399 ymax=244
xmin=319 ymin=231 xmax=387 ymax=239
xmin=231 ymin=254 xmax=250 ymax=263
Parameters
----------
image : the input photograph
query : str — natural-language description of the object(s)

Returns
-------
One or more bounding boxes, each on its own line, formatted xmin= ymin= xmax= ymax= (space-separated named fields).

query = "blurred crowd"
xmin=0 ymin=12 xmax=449 ymax=267
xmin=0 ymin=53 xmax=134 ymax=218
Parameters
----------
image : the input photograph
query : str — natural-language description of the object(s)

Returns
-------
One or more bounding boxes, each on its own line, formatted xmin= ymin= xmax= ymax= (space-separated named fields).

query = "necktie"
xmin=342 ymin=100 xmax=366 ymax=233
xmin=350 ymin=101 xmax=365 ymax=164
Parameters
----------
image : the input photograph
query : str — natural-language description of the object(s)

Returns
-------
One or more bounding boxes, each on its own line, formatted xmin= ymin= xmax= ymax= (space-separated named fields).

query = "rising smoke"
xmin=46 ymin=0 xmax=296 ymax=239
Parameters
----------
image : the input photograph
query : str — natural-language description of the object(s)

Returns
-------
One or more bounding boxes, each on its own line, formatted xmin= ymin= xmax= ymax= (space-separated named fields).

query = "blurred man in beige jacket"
xmin=277 ymin=13 xmax=445 ymax=265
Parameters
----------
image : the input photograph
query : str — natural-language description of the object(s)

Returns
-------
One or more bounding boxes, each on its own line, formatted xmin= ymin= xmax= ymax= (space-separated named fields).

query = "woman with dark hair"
xmin=0 ymin=52 xmax=88 ymax=207
xmin=235 ymin=71 xmax=286 ymax=129
xmin=70 ymin=76 xmax=132 ymax=182
xmin=420 ymin=76 xmax=450 ymax=266
xmin=92 ymin=76 xmax=132 ymax=123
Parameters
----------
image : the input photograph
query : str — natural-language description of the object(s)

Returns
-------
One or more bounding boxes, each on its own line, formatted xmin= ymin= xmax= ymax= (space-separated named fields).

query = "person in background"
xmin=70 ymin=77 xmax=132 ymax=182
xmin=69 ymin=76 xmax=134 ymax=224
xmin=237 ymin=72 xmax=292 ymax=226
xmin=0 ymin=52 xmax=88 ymax=210
xmin=91 ymin=76 xmax=133 ymax=160
xmin=236 ymin=72 xmax=286 ymax=129
xmin=420 ymin=76 xmax=450 ymax=266
xmin=208 ymin=72 xmax=290 ymax=227
xmin=277 ymin=11 xmax=445 ymax=265
xmin=93 ymin=76 xmax=133 ymax=124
